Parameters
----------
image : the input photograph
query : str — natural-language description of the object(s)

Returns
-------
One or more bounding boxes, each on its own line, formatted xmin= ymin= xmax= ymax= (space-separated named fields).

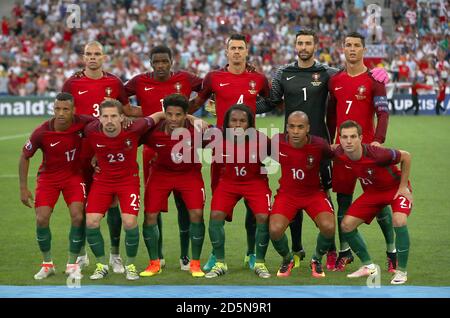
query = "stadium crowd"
xmin=0 ymin=0 xmax=449 ymax=96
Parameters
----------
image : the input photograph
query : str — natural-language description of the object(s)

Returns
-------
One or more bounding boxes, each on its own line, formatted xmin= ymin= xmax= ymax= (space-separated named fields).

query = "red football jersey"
xmin=125 ymin=71 xmax=202 ymax=116
xmin=142 ymin=120 xmax=203 ymax=172
xmin=333 ymin=144 xmax=402 ymax=192
xmin=62 ymin=71 xmax=129 ymax=117
xmin=198 ymin=67 xmax=270 ymax=127
xmin=22 ymin=115 xmax=94 ymax=178
xmin=84 ymin=117 xmax=155 ymax=182
xmin=328 ymin=70 xmax=389 ymax=144
xmin=217 ymin=130 xmax=270 ymax=182
xmin=274 ymin=134 xmax=333 ymax=195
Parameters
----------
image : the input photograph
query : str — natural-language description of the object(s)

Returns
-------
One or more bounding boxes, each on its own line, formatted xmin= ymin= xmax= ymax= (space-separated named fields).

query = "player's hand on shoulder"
xmin=370 ymin=67 xmax=390 ymax=84
xmin=370 ymin=141 xmax=382 ymax=147
xmin=245 ymin=63 xmax=256 ymax=72
xmin=20 ymin=188 xmax=33 ymax=208
xmin=122 ymin=116 xmax=134 ymax=129
xmin=73 ymin=69 xmax=84 ymax=78
xmin=187 ymin=114 xmax=209 ymax=133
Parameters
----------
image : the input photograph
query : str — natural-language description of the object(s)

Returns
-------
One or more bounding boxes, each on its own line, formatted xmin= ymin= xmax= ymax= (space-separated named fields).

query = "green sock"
xmin=244 ymin=202 xmax=256 ymax=255
xmin=124 ymin=226 xmax=139 ymax=265
xmin=157 ymin=213 xmax=164 ymax=259
xmin=68 ymin=225 xmax=84 ymax=263
xmin=376 ymin=206 xmax=396 ymax=252
xmin=337 ymin=193 xmax=352 ymax=251
xmin=394 ymin=225 xmax=410 ymax=272
xmin=255 ymin=223 xmax=269 ymax=263
xmin=175 ymin=195 xmax=190 ymax=258
xmin=271 ymin=234 xmax=292 ymax=261
xmin=190 ymin=222 xmax=205 ymax=260
xmin=79 ymin=217 xmax=87 ymax=256
xmin=208 ymin=219 xmax=225 ymax=261
xmin=36 ymin=226 xmax=52 ymax=262
xmin=86 ymin=227 xmax=106 ymax=264
xmin=107 ymin=206 xmax=122 ymax=254
xmin=314 ymin=232 xmax=334 ymax=262
xmin=343 ymin=229 xmax=372 ymax=265
xmin=289 ymin=211 xmax=303 ymax=252
xmin=143 ymin=223 xmax=159 ymax=260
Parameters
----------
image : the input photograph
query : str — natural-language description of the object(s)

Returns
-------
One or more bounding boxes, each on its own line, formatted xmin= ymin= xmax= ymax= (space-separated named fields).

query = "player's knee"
xmin=143 ymin=212 xmax=158 ymax=225
xmin=86 ymin=215 xmax=101 ymax=229
xmin=269 ymin=222 xmax=284 ymax=240
xmin=255 ymin=213 xmax=268 ymax=224
xmin=320 ymin=221 xmax=335 ymax=238
xmin=189 ymin=210 xmax=203 ymax=223
xmin=122 ymin=218 xmax=137 ymax=229
xmin=36 ymin=214 xmax=50 ymax=227
xmin=70 ymin=213 xmax=84 ymax=227
xmin=340 ymin=218 xmax=354 ymax=233
xmin=392 ymin=214 xmax=407 ymax=227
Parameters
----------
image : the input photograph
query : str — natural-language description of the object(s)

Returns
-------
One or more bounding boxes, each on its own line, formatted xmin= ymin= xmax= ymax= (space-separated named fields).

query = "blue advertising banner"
xmin=390 ymin=94 xmax=450 ymax=115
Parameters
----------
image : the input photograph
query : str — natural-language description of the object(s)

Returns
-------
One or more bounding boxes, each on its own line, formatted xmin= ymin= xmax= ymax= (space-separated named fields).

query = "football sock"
xmin=271 ymin=234 xmax=291 ymax=260
xmin=156 ymin=213 xmax=164 ymax=259
xmin=143 ymin=223 xmax=159 ymax=260
xmin=376 ymin=206 xmax=396 ymax=252
xmin=289 ymin=211 xmax=303 ymax=252
xmin=244 ymin=202 xmax=256 ymax=255
xmin=175 ymin=195 xmax=190 ymax=258
xmin=36 ymin=226 xmax=52 ymax=262
xmin=255 ymin=223 xmax=269 ymax=263
xmin=394 ymin=225 xmax=410 ymax=272
xmin=124 ymin=226 xmax=139 ymax=265
xmin=343 ymin=229 xmax=372 ymax=265
xmin=86 ymin=227 xmax=106 ymax=264
xmin=79 ymin=217 xmax=87 ymax=256
xmin=106 ymin=206 xmax=121 ymax=254
xmin=208 ymin=219 xmax=225 ymax=261
xmin=68 ymin=225 xmax=84 ymax=264
xmin=337 ymin=193 xmax=353 ymax=251
xmin=190 ymin=222 xmax=205 ymax=260
xmin=314 ymin=232 xmax=334 ymax=261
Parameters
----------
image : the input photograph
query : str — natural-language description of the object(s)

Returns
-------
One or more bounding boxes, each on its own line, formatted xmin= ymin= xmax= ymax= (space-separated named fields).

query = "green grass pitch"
xmin=0 ymin=115 xmax=449 ymax=286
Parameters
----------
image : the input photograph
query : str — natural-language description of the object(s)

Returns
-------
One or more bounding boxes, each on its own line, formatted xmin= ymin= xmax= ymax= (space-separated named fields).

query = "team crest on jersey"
xmin=124 ymin=138 xmax=133 ymax=150
xmin=25 ymin=140 xmax=32 ymax=151
xmin=306 ymin=154 xmax=315 ymax=168
xmin=356 ymin=85 xmax=367 ymax=100
xmin=248 ymin=80 xmax=257 ymax=95
xmin=77 ymin=131 xmax=84 ymax=138
xmin=311 ymin=73 xmax=322 ymax=86
xmin=174 ymin=82 xmax=182 ymax=93
xmin=366 ymin=168 xmax=374 ymax=176
xmin=105 ymin=87 xmax=112 ymax=97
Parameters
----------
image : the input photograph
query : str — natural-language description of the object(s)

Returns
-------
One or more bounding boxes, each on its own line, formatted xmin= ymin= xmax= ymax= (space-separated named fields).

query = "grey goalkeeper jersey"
xmin=270 ymin=61 xmax=338 ymax=141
